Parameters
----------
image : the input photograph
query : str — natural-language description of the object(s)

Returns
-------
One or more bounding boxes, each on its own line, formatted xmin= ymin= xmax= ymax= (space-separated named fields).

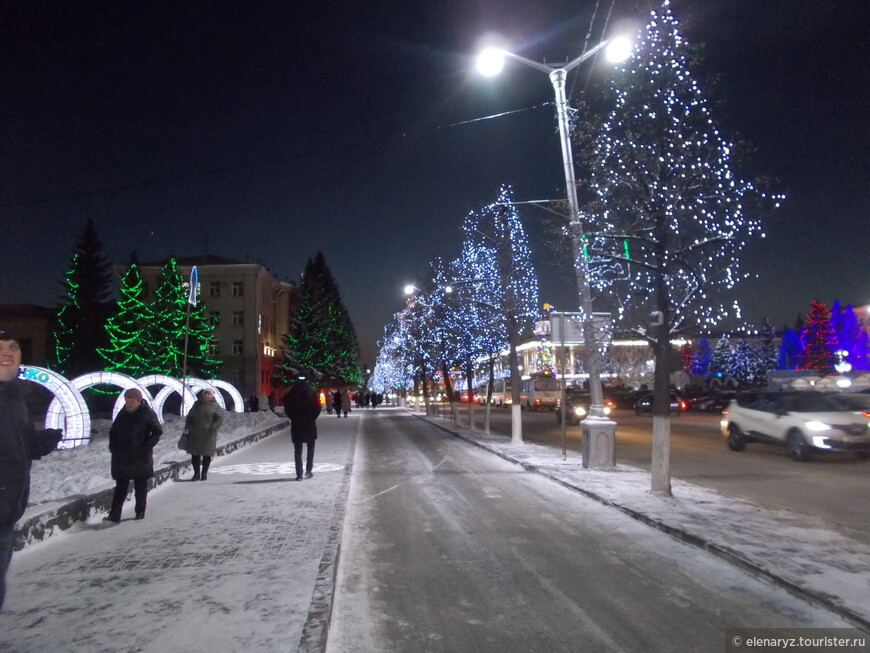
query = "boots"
xmin=191 ymin=455 xmax=201 ymax=481
xmin=201 ymin=456 xmax=212 ymax=481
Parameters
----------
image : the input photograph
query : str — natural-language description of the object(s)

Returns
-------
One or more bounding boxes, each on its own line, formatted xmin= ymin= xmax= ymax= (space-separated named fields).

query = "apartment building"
xmin=136 ymin=255 xmax=297 ymax=403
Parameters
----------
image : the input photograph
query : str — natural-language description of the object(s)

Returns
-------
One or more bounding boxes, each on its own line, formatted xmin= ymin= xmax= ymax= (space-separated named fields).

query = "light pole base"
xmin=581 ymin=416 xmax=616 ymax=470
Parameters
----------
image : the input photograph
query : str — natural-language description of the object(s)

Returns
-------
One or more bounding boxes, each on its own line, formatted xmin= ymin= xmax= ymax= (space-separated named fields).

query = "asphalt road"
xmin=327 ymin=410 xmax=853 ymax=652
xmin=455 ymin=405 xmax=870 ymax=544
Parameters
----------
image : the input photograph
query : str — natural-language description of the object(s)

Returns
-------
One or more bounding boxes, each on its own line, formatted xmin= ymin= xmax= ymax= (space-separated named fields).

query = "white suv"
xmin=721 ymin=391 xmax=870 ymax=462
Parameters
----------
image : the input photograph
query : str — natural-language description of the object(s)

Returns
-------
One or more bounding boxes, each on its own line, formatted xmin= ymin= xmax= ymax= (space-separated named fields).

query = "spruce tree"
xmin=690 ymin=337 xmax=712 ymax=377
xmin=799 ymin=301 xmax=837 ymax=375
xmin=50 ymin=218 xmax=114 ymax=377
xmin=838 ymin=306 xmax=870 ymax=372
xmin=279 ymin=252 xmax=361 ymax=385
xmin=710 ymin=337 xmax=732 ymax=380
xmin=756 ymin=318 xmax=779 ymax=379
xmin=140 ymin=259 xmax=187 ymax=375
xmin=99 ymin=256 xmax=151 ymax=375
xmin=777 ymin=327 xmax=802 ymax=371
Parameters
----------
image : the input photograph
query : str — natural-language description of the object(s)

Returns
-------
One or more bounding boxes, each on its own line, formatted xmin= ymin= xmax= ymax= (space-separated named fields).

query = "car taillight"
xmin=862 ymin=411 xmax=870 ymax=418
xmin=680 ymin=401 xmax=686 ymax=410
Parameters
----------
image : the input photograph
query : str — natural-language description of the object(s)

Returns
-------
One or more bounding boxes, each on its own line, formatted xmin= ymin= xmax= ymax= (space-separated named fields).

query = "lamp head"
xmin=604 ymin=36 xmax=632 ymax=63
xmin=476 ymin=48 xmax=504 ymax=76
xmin=404 ymin=284 xmax=416 ymax=295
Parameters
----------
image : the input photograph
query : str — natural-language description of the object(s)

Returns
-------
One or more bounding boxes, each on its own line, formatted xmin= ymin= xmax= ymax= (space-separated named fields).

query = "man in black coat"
xmin=106 ymin=388 xmax=162 ymax=522
xmin=283 ymin=378 xmax=321 ymax=481
xmin=0 ymin=328 xmax=62 ymax=610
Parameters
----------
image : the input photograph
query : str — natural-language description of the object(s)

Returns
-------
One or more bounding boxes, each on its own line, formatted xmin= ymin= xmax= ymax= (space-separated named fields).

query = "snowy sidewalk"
xmin=0 ymin=415 xmax=358 ymax=653
xmin=414 ymin=409 xmax=870 ymax=631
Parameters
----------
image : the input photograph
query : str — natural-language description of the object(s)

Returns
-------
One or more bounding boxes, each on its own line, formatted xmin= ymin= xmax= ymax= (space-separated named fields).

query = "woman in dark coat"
xmin=106 ymin=388 xmax=162 ymax=522
xmin=183 ymin=389 xmax=224 ymax=481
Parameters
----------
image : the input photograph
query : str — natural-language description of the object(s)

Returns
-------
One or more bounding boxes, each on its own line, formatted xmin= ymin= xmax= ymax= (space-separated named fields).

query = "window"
xmin=232 ymin=311 xmax=244 ymax=326
xmin=232 ymin=282 xmax=243 ymax=297
xmin=209 ymin=282 xmax=221 ymax=297
xmin=232 ymin=340 xmax=243 ymax=355
xmin=208 ymin=339 xmax=220 ymax=355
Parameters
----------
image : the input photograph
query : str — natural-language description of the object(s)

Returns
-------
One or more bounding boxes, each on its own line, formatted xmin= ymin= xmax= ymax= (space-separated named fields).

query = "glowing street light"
xmin=476 ymin=34 xmax=632 ymax=468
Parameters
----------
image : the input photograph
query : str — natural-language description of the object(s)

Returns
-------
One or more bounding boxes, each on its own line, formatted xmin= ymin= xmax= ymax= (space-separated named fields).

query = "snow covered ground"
xmin=25 ymin=409 xmax=286 ymax=511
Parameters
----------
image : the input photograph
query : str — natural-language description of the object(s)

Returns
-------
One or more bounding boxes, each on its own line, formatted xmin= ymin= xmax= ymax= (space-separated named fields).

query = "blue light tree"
xmin=580 ymin=1 xmax=781 ymax=494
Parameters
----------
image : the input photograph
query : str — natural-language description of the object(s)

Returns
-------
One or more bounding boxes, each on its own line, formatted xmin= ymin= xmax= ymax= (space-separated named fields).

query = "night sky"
xmin=1 ymin=0 xmax=867 ymax=366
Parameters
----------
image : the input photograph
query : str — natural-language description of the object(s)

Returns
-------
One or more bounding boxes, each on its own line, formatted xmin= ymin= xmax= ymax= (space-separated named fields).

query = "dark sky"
xmin=1 ymin=0 xmax=867 ymax=366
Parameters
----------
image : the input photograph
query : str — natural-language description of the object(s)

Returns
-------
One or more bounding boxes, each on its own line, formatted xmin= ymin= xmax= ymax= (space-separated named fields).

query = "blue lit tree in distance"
xmin=582 ymin=1 xmax=782 ymax=494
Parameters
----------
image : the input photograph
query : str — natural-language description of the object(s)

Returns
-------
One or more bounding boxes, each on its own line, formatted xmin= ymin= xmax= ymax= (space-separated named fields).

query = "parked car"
xmin=556 ymin=389 xmax=614 ymax=425
xmin=692 ymin=391 xmax=736 ymax=413
xmin=633 ymin=392 xmax=684 ymax=416
xmin=721 ymin=391 xmax=870 ymax=461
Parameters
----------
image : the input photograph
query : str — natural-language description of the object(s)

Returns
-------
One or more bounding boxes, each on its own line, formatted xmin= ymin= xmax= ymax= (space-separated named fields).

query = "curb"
xmin=13 ymin=419 xmax=290 ymax=551
xmin=411 ymin=410 xmax=870 ymax=632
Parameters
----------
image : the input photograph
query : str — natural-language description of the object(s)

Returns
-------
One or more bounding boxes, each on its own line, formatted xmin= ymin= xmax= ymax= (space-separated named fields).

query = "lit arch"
xmin=182 ymin=378 xmax=227 ymax=409
xmin=114 ymin=374 xmax=197 ymax=419
xmin=204 ymin=379 xmax=245 ymax=413
xmin=19 ymin=366 xmax=90 ymax=449
xmin=52 ymin=372 xmax=155 ymax=423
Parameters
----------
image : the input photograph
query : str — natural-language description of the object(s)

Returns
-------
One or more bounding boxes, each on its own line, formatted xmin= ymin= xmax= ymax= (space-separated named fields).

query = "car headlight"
xmin=574 ymin=407 xmax=586 ymax=417
xmin=804 ymin=421 xmax=832 ymax=432
xmin=603 ymin=406 xmax=612 ymax=415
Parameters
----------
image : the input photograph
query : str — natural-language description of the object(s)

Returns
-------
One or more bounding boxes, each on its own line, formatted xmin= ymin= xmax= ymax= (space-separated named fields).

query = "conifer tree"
xmin=49 ymin=218 xmax=114 ymax=377
xmin=838 ymin=306 xmax=870 ymax=372
xmin=710 ymin=337 xmax=732 ymax=380
xmin=755 ymin=318 xmax=779 ymax=379
xmin=799 ymin=301 xmax=836 ymax=375
xmin=99 ymin=256 xmax=151 ymax=375
xmin=777 ymin=327 xmax=802 ymax=371
xmin=690 ymin=337 xmax=712 ymax=377
xmin=279 ymin=252 xmax=361 ymax=385
xmin=726 ymin=338 xmax=758 ymax=386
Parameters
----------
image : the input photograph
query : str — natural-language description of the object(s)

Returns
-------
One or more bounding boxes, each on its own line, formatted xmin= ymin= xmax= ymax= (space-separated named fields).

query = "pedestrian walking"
xmin=0 ymin=328 xmax=62 ymax=610
xmin=283 ymin=378 xmax=321 ymax=481
xmin=106 ymin=388 xmax=162 ymax=523
xmin=340 ymin=388 xmax=352 ymax=418
xmin=332 ymin=390 xmax=342 ymax=418
xmin=183 ymin=389 xmax=224 ymax=481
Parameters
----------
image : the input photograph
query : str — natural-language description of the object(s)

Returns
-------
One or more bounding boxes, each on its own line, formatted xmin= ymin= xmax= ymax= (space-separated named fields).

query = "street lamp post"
xmin=477 ymin=36 xmax=630 ymax=468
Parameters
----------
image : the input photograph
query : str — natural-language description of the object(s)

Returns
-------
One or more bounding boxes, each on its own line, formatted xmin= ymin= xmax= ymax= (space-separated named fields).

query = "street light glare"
xmin=404 ymin=285 xmax=415 ymax=295
xmin=477 ymin=49 xmax=504 ymax=76
xmin=605 ymin=37 xmax=632 ymax=63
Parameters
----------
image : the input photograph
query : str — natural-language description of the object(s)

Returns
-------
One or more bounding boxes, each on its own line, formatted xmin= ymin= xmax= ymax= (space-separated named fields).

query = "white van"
xmin=519 ymin=376 xmax=560 ymax=410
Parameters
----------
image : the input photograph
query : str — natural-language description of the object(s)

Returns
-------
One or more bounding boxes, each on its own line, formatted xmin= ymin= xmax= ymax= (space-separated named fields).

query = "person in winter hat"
xmin=105 ymin=387 xmax=162 ymax=522
xmin=0 ymin=328 xmax=62 ymax=609
xmin=183 ymin=388 xmax=224 ymax=481
xmin=283 ymin=378 xmax=321 ymax=480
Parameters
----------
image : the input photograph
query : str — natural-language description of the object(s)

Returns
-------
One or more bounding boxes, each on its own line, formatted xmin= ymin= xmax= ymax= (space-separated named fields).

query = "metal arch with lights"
xmin=19 ymin=365 xmax=91 ymax=449
xmin=208 ymin=378 xmax=245 ymax=413
xmin=52 ymin=371 xmax=154 ymax=424
xmin=476 ymin=35 xmax=631 ymax=466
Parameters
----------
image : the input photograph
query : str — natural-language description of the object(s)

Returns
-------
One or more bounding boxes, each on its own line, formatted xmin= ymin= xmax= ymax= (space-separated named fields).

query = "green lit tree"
xmin=50 ymin=218 xmax=114 ymax=377
xmin=139 ymin=259 xmax=187 ymax=375
xmin=99 ymin=255 xmax=151 ymax=375
xmin=279 ymin=252 xmax=361 ymax=385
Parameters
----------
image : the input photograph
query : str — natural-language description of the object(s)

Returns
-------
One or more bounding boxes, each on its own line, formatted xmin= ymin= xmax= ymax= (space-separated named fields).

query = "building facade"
xmin=136 ymin=256 xmax=297 ymax=403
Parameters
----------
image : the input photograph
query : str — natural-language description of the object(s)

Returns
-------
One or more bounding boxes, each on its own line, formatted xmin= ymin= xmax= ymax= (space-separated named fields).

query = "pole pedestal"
xmin=581 ymin=416 xmax=617 ymax=469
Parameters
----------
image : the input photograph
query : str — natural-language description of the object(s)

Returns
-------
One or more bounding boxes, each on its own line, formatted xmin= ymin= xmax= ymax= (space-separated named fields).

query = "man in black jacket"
xmin=106 ymin=388 xmax=163 ymax=522
xmin=283 ymin=378 xmax=321 ymax=481
xmin=0 ymin=328 xmax=62 ymax=610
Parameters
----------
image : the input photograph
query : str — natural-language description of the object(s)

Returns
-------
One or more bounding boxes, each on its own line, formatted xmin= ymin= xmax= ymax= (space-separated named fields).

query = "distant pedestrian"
xmin=248 ymin=395 xmax=259 ymax=412
xmin=283 ymin=378 xmax=321 ymax=481
xmin=0 ymin=328 xmax=62 ymax=610
xmin=184 ymin=389 xmax=224 ymax=481
xmin=106 ymin=388 xmax=162 ymax=523
xmin=332 ymin=390 xmax=342 ymax=418
xmin=340 ymin=388 xmax=352 ymax=418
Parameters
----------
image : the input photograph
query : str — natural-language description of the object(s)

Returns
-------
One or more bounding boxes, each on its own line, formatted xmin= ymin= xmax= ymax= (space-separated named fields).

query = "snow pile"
xmin=28 ymin=410 xmax=286 ymax=506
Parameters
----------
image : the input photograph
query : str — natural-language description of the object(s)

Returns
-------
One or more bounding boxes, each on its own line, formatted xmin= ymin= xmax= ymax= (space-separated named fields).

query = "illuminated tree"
xmin=836 ymin=305 xmax=870 ymax=372
xmin=755 ymin=318 xmax=778 ymax=378
xmin=777 ymin=327 xmax=802 ymax=370
xmin=710 ymin=336 xmax=732 ymax=380
xmin=690 ymin=337 xmax=712 ymax=377
xmin=99 ymin=256 xmax=151 ymax=375
xmin=725 ymin=338 xmax=758 ymax=386
xmin=679 ymin=343 xmax=693 ymax=374
xmin=799 ymin=301 xmax=836 ymax=375
xmin=580 ymin=2 xmax=781 ymax=494
xmin=279 ymin=252 xmax=361 ymax=385
xmin=49 ymin=218 xmax=113 ymax=376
